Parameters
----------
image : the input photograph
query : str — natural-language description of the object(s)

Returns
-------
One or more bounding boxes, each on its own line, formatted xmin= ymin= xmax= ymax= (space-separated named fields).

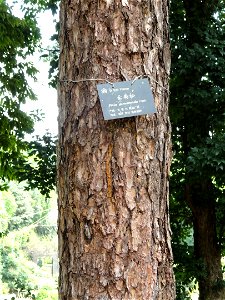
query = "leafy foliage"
xmin=0 ymin=244 xmax=37 ymax=296
xmin=8 ymin=187 xmax=34 ymax=232
xmin=170 ymin=0 xmax=225 ymax=297
xmin=0 ymin=0 xmax=58 ymax=197
xmin=0 ymin=1 xmax=58 ymax=298
xmin=1 ymin=182 xmax=56 ymax=235
xmin=36 ymin=285 xmax=58 ymax=300
xmin=42 ymin=21 xmax=59 ymax=89
xmin=15 ymin=133 xmax=57 ymax=198
xmin=0 ymin=0 xmax=39 ymax=184
xmin=0 ymin=183 xmax=58 ymax=297
xmin=22 ymin=0 xmax=59 ymax=16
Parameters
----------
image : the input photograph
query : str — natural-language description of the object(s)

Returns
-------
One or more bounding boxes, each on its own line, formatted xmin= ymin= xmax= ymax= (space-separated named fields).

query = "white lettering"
xmin=119 ymin=87 xmax=129 ymax=91
xmin=119 ymin=100 xmax=139 ymax=106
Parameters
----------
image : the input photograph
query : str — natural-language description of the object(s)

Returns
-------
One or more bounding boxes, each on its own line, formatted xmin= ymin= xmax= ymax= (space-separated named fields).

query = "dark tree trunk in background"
xmin=186 ymin=181 xmax=225 ymax=300
xmin=57 ymin=0 xmax=175 ymax=299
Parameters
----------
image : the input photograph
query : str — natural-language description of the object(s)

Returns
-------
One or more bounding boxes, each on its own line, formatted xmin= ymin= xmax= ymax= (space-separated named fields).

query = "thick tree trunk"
xmin=186 ymin=182 xmax=225 ymax=300
xmin=57 ymin=0 xmax=175 ymax=299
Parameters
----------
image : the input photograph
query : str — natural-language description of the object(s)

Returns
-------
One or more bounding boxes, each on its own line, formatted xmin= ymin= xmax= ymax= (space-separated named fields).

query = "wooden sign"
xmin=97 ymin=78 xmax=156 ymax=120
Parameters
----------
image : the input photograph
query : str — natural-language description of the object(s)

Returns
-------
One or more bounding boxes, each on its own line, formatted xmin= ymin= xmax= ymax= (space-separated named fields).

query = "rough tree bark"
xmin=57 ymin=0 xmax=175 ymax=299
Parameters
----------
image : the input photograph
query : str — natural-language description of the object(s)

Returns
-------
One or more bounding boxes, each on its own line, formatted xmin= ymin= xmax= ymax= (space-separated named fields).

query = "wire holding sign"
xmin=97 ymin=79 xmax=156 ymax=120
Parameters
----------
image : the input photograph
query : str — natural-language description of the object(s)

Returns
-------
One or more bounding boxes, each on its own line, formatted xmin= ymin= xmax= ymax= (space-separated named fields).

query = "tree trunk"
xmin=57 ymin=0 xmax=175 ymax=299
xmin=186 ymin=182 xmax=225 ymax=300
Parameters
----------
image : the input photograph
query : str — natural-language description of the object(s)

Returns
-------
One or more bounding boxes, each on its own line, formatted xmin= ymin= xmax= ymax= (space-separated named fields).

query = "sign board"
xmin=97 ymin=78 xmax=156 ymax=120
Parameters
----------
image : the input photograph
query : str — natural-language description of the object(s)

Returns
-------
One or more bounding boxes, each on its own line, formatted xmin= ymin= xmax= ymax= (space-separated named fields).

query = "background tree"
xmin=170 ymin=0 xmax=225 ymax=299
xmin=15 ymin=132 xmax=57 ymax=197
xmin=0 ymin=183 xmax=58 ymax=298
xmin=0 ymin=0 xmax=57 ymax=196
xmin=58 ymin=0 xmax=175 ymax=299
xmin=0 ymin=0 xmax=39 ymax=185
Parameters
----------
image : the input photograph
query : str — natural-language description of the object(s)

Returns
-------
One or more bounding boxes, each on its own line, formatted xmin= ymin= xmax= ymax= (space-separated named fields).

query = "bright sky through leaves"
xmin=24 ymin=10 xmax=58 ymax=137
xmin=9 ymin=0 xmax=58 ymax=136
